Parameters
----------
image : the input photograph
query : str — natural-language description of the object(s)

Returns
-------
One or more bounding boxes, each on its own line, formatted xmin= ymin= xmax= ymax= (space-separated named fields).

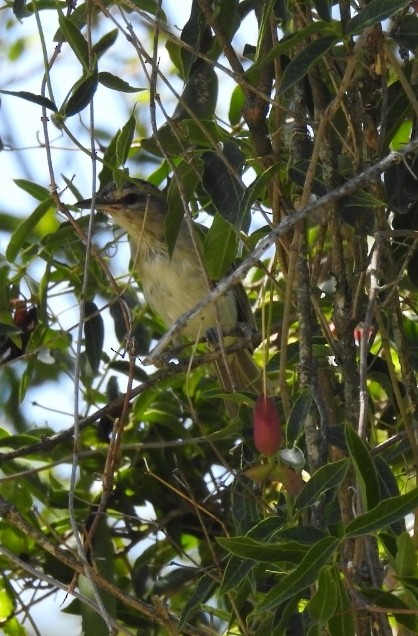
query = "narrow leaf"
xmin=217 ymin=536 xmax=309 ymax=563
xmin=245 ymin=21 xmax=341 ymax=74
xmin=58 ymin=13 xmax=91 ymax=72
xmin=6 ymin=198 xmax=54 ymax=263
xmin=116 ymin=112 xmax=136 ymax=167
xmin=347 ymin=0 xmax=410 ymax=36
xmin=345 ymin=488 xmax=418 ymax=537
xmin=14 ymin=179 xmax=50 ymax=201
xmin=0 ymin=90 xmax=57 ymax=112
xmin=295 ymin=458 xmax=350 ymax=511
xmin=279 ymin=36 xmax=338 ymax=95
xmin=204 ymin=213 xmax=237 ymax=280
xmin=396 ymin=532 xmax=417 ymax=578
xmin=307 ymin=566 xmax=337 ymax=622
xmin=329 ymin=568 xmax=355 ymax=636
xmin=98 ymin=72 xmax=145 ymax=93
xmin=253 ymin=537 xmax=340 ymax=613
xmin=179 ymin=576 xmax=216 ymax=629
xmin=345 ymin=423 xmax=380 ymax=511
xmin=219 ymin=557 xmax=254 ymax=595
xmin=286 ymin=388 xmax=313 ymax=445
xmin=359 ymin=588 xmax=418 ymax=632
xmin=93 ymin=29 xmax=118 ymax=58
xmin=61 ymin=66 xmax=99 ymax=118
xmin=84 ymin=301 xmax=104 ymax=375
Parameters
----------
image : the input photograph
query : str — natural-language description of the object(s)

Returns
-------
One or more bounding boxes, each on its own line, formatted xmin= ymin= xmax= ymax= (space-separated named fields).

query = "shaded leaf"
xmin=203 ymin=213 xmax=237 ymax=280
xmin=0 ymin=90 xmax=57 ymax=112
xmin=84 ymin=301 xmax=104 ymax=375
xmin=116 ymin=111 xmax=136 ymax=167
xmin=253 ymin=537 xmax=340 ymax=613
xmin=165 ymin=161 xmax=203 ymax=258
xmin=6 ymin=198 xmax=54 ymax=263
xmin=359 ymin=588 xmax=418 ymax=632
xmin=347 ymin=0 xmax=410 ymax=36
xmin=172 ymin=62 xmax=218 ymax=121
xmin=307 ymin=565 xmax=337 ymax=622
xmin=58 ymin=13 xmax=91 ymax=72
xmin=246 ymin=21 xmax=341 ymax=74
xmin=201 ymin=141 xmax=247 ymax=228
xmin=328 ymin=569 xmax=355 ymax=636
xmin=286 ymin=388 xmax=313 ymax=445
xmin=217 ymin=536 xmax=309 ymax=563
xmin=98 ymin=72 xmax=145 ymax=93
xmin=93 ymin=29 xmax=118 ymax=58
xmin=295 ymin=458 xmax=350 ymax=511
xmin=179 ymin=575 xmax=216 ymax=629
xmin=60 ymin=66 xmax=99 ymax=118
xmin=219 ymin=556 xmax=254 ymax=595
xmin=345 ymin=488 xmax=418 ymax=537
xmin=279 ymin=36 xmax=338 ymax=95
xmin=345 ymin=423 xmax=380 ymax=511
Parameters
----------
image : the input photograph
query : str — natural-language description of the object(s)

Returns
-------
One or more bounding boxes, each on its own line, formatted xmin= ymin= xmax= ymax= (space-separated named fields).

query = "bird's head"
xmin=76 ymin=179 xmax=167 ymax=236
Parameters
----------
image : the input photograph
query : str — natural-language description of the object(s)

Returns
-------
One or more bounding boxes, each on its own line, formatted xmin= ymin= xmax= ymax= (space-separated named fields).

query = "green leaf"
xmin=179 ymin=576 xmax=216 ymax=629
xmin=286 ymin=388 xmax=313 ymax=445
xmin=279 ymin=36 xmax=338 ymax=95
xmin=0 ymin=90 xmax=57 ymax=112
xmin=203 ymin=213 xmax=237 ymax=280
xmin=0 ymin=323 xmax=23 ymax=337
xmin=295 ymin=458 xmax=350 ymax=511
xmin=93 ymin=29 xmax=118 ymax=58
xmin=6 ymin=198 xmax=54 ymax=263
xmin=396 ymin=531 xmax=417 ymax=578
xmin=219 ymin=556 xmax=255 ymax=595
xmin=328 ymin=568 xmax=355 ymax=636
xmin=359 ymin=588 xmax=418 ymax=632
xmin=345 ymin=488 xmax=418 ymax=537
xmin=253 ymin=537 xmax=340 ymax=613
xmin=217 ymin=536 xmax=309 ymax=564
xmin=98 ymin=72 xmax=145 ymax=93
xmin=14 ymin=179 xmax=50 ymax=201
xmin=347 ymin=0 xmax=410 ymax=36
xmin=116 ymin=112 xmax=136 ymax=167
xmin=165 ymin=162 xmax=202 ymax=258
xmin=58 ymin=13 xmax=91 ymax=72
xmin=313 ymin=0 xmax=332 ymax=21
xmin=13 ymin=0 xmax=32 ymax=19
xmin=245 ymin=21 xmax=341 ymax=74
xmin=172 ymin=63 xmax=218 ymax=121
xmin=307 ymin=566 xmax=337 ymax=622
xmin=345 ymin=423 xmax=380 ymax=511
xmin=84 ymin=301 xmax=104 ymax=375
xmin=228 ymin=85 xmax=245 ymax=126
xmin=60 ymin=66 xmax=99 ymax=118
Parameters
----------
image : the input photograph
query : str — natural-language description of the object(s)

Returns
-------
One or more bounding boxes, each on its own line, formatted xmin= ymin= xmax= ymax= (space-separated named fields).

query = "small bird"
xmin=76 ymin=179 xmax=267 ymax=416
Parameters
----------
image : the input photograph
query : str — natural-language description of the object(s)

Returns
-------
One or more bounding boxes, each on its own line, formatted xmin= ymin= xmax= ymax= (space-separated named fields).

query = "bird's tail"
xmin=213 ymin=346 xmax=273 ymax=419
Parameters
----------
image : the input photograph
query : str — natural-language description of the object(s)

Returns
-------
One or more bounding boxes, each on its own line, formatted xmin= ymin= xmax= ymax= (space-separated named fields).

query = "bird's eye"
xmin=123 ymin=192 xmax=141 ymax=206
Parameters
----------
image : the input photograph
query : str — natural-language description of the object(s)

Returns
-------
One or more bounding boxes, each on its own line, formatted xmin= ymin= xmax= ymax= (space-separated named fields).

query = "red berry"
xmin=253 ymin=395 xmax=281 ymax=456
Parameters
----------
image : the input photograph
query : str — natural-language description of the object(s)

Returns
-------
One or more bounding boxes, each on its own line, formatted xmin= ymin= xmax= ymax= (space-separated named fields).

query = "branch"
xmin=147 ymin=141 xmax=418 ymax=362
xmin=0 ymin=496 xmax=212 ymax=636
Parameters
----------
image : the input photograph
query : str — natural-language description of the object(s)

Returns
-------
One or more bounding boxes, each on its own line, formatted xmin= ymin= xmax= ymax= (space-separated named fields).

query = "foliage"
xmin=1 ymin=0 xmax=418 ymax=634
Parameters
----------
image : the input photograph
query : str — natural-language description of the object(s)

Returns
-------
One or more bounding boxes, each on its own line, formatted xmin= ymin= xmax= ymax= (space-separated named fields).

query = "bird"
xmin=76 ymin=178 xmax=269 ymax=416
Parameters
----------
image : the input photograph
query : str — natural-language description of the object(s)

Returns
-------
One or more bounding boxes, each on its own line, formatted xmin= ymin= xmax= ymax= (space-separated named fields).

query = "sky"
xmin=0 ymin=2 xmax=257 ymax=633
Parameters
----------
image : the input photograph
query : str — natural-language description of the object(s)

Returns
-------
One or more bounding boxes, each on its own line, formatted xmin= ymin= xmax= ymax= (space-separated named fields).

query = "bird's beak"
xmin=75 ymin=197 xmax=122 ymax=212
xmin=75 ymin=197 xmax=93 ymax=209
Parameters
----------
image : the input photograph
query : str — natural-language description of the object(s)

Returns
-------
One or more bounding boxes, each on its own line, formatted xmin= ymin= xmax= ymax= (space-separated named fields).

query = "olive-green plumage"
xmin=77 ymin=179 xmax=267 ymax=416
